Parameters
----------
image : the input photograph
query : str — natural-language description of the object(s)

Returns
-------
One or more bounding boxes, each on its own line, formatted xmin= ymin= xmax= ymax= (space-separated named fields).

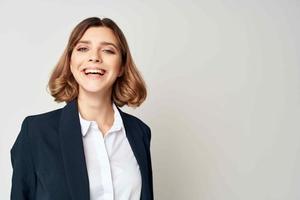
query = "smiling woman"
xmin=70 ymin=26 xmax=124 ymax=97
xmin=48 ymin=17 xmax=147 ymax=107
xmin=10 ymin=17 xmax=153 ymax=200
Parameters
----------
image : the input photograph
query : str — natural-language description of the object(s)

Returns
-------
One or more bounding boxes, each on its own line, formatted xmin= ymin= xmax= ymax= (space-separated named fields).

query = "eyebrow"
xmin=76 ymin=40 xmax=119 ymax=50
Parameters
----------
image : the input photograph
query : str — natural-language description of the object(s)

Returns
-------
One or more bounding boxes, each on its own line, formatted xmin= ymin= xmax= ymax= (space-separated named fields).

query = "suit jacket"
xmin=10 ymin=98 xmax=153 ymax=200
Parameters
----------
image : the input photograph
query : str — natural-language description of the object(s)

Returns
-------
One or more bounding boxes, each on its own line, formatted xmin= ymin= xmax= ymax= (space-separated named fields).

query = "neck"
xmin=76 ymin=88 xmax=114 ymax=125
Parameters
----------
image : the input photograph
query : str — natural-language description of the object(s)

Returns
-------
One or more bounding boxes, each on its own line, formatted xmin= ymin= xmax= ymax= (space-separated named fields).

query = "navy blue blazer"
xmin=10 ymin=98 xmax=153 ymax=200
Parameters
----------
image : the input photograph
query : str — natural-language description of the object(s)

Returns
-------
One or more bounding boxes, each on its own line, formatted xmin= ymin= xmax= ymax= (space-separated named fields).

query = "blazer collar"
xmin=58 ymin=98 xmax=149 ymax=200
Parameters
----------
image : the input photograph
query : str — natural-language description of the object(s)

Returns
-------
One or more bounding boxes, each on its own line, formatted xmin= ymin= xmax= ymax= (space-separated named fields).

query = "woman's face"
xmin=70 ymin=26 xmax=123 ymax=96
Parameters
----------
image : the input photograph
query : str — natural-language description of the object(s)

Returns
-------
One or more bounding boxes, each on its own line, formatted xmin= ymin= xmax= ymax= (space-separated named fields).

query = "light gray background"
xmin=1 ymin=0 xmax=299 ymax=199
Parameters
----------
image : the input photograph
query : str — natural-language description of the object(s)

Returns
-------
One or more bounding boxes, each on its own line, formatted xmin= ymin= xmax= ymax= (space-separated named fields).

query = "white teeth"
xmin=84 ymin=68 xmax=105 ymax=75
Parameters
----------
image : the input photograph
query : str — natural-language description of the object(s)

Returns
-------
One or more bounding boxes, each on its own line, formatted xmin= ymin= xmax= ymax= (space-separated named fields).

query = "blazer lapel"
xmin=117 ymin=107 xmax=150 ymax=200
xmin=59 ymin=98 xmax=90 ymax=200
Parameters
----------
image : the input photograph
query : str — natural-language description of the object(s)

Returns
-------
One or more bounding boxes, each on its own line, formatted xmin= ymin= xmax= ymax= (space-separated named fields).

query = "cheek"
xmin=70 ymin=55 xmax=82 ymax=73
xmin=108 ymin=56 xmax=122 ymax=69
xmin=70 ymin=52 xmax=83 ymax=66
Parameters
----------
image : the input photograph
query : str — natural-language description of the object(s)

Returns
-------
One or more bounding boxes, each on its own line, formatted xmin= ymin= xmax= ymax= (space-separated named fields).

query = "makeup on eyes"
xmin=76 ymin=46 xmax=116 ymax=54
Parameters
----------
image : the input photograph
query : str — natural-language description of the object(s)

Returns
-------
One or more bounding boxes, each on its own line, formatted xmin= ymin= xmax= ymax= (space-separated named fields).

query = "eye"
xmin=77 ymin=47 xmax=88 ymax=52
xmin=103 ymin=49 xmax=115 ymax=54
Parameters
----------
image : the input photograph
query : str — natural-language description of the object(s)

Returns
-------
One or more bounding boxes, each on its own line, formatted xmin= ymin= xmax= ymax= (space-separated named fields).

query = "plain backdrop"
xmin=1 ymin=0 xmax=299 ymax=199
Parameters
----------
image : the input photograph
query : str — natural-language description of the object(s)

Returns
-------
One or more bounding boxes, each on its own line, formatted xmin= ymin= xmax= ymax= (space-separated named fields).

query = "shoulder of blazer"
xmin=118 ymin=108 xmax=152 ymax=143
xmin=23 ymin=107 xmax=63 ymax=133
xmin=11 ymin=108 xmax=63 ymax=175
xmin=25 ymin=107 xmax=63 ymax=122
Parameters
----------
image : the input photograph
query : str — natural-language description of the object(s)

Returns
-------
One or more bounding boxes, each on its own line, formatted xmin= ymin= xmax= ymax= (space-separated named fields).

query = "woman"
xmin=10 ymin=17 xmax=153 ymax=200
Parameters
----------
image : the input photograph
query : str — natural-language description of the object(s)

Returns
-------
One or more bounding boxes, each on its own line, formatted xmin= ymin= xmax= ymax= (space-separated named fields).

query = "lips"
xmin=84 ymin=69 xmax=105 ymax=75
xmin=82 ymin=67 xmax=106 ymax=76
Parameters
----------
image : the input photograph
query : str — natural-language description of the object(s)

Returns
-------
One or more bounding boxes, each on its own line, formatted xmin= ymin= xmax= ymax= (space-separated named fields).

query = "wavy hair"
xmin=47 ymin=17 xmax=147 ymax=107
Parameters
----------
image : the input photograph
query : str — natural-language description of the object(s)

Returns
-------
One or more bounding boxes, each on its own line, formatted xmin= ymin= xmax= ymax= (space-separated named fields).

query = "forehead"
xmin=79 ymin=26 xmax=118 ymax=45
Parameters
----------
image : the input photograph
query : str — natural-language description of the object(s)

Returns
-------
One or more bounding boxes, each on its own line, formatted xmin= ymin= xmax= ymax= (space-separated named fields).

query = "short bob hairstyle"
xmin=47 ymin=17 xmax=147 ymax=107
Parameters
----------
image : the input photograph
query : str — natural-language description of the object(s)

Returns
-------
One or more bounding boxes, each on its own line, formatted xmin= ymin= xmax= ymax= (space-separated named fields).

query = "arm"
xmin=10 ymin=117 xmax=36 ymax=200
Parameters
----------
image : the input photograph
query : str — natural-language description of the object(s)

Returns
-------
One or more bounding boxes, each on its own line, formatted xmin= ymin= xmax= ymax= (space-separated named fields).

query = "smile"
xmin=84 ymin=68 xmax=106 ymax=75
xmin=82 ymin=68 xmax=106 ymax=79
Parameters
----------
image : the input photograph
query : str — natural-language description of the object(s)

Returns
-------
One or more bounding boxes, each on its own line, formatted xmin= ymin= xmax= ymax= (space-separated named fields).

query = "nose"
xmin=88 ymin=50 xmax=102 ymax=63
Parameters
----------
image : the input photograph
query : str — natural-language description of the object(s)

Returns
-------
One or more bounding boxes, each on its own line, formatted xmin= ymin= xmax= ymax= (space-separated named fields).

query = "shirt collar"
xmin=78 ymin=102 xmax=124 ymax=137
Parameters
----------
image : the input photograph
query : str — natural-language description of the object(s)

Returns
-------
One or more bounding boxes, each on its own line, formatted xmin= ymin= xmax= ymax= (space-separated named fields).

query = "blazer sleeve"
xmin=10 ymin=117 xmax=36 ymax=200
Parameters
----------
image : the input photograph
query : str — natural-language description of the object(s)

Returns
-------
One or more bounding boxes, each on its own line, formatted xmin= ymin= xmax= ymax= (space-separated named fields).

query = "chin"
xmin=80 ymin=84 xmax=111 ymax=94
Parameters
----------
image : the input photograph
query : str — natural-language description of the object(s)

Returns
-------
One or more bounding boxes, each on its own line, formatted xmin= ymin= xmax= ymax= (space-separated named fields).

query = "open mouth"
xmin=82 ymin=68 xmax=106 ymax=78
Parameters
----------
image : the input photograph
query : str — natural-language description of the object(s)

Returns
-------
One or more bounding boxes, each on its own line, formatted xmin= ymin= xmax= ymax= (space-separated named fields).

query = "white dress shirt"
xmin=78 ymin=102 xmax=142 ymax=200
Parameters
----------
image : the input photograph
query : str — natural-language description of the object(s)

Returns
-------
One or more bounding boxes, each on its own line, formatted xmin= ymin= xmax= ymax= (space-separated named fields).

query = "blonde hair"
xmin=47 ymin=17 xmax=147 ymax=107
